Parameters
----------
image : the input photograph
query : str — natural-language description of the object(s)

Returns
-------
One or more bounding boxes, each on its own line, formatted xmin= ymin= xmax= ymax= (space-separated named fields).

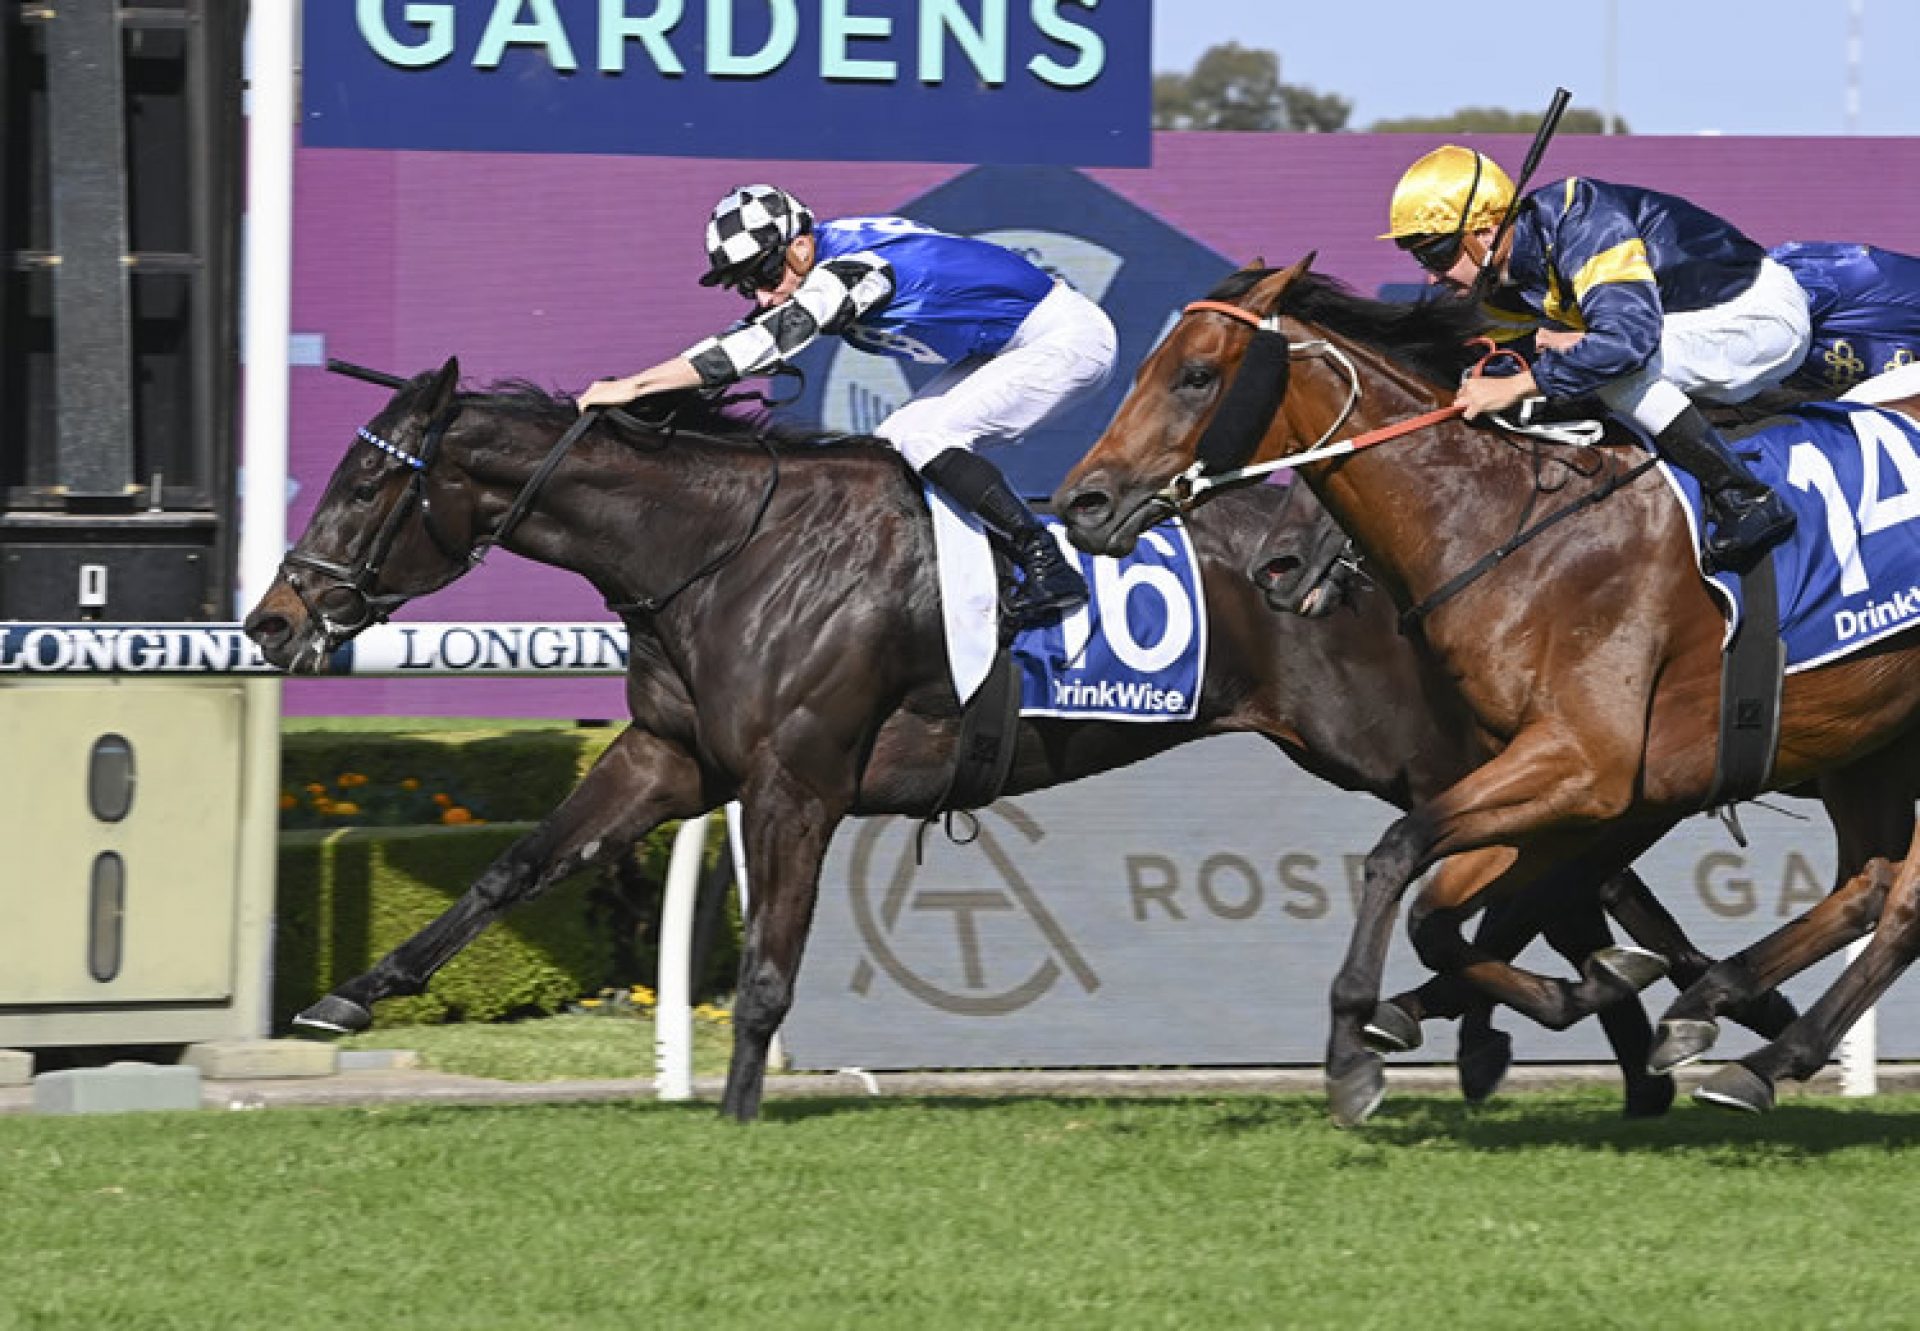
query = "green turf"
xmin=3 ymin=1091 xmax=1919 ymax=1329
xmin=338 ymin=1012 xmax=736 ymax=1082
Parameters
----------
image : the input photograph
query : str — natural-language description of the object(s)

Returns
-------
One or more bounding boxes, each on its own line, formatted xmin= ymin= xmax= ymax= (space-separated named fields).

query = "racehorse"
xmin=1054 ymin=260 xmax=1920 ymax=1124
xmin=246 ymin=359 xmax=1770 ymax=1120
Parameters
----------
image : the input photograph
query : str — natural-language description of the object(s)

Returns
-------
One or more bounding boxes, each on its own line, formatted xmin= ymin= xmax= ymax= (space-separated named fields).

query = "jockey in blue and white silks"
xmin=1382 ymin=146 xmax=1805 ymax=574
xmin=1771 ymin=241 xmax=1920 ymax=395
xmin=578 ymin=185 xmax=1116 ymax=627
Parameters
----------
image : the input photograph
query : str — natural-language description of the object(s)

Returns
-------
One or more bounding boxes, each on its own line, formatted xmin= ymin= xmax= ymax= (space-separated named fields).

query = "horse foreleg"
xmin=720 ymin=768 xmax=844 ymax=1124
xmin=294 ymin=728 xmax=706 ymax=1034
xmin=1695 ymin=835 xmax=1920 ymax=1112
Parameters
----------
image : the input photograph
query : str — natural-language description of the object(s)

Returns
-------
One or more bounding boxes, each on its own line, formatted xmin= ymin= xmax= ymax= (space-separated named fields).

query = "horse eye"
xmin=1179 ymin=363 xmax=1218 ymax=391
xmin=352 ymin=479 xmax=382 ymax=502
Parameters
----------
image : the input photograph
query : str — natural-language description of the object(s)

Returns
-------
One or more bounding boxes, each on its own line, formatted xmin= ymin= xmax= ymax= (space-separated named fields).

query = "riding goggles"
xmin=727 ymin=245 xmax=790 ymax=298
xmin=1397 ymin=231 xmax=1465 ymax=276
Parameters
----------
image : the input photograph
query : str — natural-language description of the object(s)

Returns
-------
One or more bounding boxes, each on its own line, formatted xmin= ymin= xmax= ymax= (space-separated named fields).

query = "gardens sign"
xmin=303 ymin=0 xmax=1150 ymax=166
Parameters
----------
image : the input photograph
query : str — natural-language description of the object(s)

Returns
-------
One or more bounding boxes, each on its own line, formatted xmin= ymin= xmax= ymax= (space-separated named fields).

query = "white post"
xmin=238 ymin=0 xmax=297 ymax=614
xmin=1839 ymin=936 xmax=1877 ymax=1097
xmin=654 ymin=814 xmax=709 ymax=1101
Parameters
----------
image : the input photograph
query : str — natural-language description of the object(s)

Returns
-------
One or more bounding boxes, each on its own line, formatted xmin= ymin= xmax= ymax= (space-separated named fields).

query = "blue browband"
xmin=356 ymin=426 xmax=427 ymax=471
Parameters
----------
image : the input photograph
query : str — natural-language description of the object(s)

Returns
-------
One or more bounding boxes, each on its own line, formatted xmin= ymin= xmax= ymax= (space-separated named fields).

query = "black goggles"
xmin=727 ymin=245 xmax=790 ymax=298
xmin=1397 ymin=232 xmax=1465 ymax=275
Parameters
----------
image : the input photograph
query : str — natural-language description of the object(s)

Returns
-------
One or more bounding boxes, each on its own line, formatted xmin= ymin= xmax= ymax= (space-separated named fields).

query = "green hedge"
xmin=275 ymin=824 xmax=615 ymax=1028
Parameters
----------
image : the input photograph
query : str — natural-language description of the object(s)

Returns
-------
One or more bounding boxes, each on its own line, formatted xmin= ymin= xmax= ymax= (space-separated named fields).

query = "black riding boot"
xmin=1652 ymin=406 xmax=1796 ymax=575
xmin=919 ymin=447 xmax=1089 ymax=626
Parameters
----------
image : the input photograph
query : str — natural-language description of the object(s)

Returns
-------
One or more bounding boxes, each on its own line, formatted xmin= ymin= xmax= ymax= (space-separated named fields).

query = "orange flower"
xmin=400 ymin=778 xmax=421 ymax=791
xmin=279 ymin=793 xmax=298 ymax=811
xmin=337 ymin=773 xmax=368 ymax=789
xmin=331 ymin=801 xmax=361 ymax=816
xmin=441 ymin=806 xmax=473 ymax=825
xmin=432 ymin=792 xmax=454 ymax=808
xmin=305 ymin=782 xmax=327 ymax=796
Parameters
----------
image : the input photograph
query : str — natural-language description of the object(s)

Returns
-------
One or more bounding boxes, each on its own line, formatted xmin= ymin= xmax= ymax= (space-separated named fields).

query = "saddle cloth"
xmin=925 ymin=485 xmax=1206 ymax=722
xmin=1656 ymin=399 xmax=1920 ymax=672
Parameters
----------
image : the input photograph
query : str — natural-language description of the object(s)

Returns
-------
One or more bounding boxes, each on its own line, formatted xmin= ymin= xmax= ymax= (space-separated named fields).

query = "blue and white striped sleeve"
xmin=683 ymin=253 xmax=896 ymax=387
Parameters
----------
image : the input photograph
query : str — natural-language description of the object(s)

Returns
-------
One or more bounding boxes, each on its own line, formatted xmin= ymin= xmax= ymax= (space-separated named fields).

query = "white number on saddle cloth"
xmin=1055 ymin=528 xmax=1197 ymax=672
xmin=1787 ymin=409 xmax=1920 ymax=597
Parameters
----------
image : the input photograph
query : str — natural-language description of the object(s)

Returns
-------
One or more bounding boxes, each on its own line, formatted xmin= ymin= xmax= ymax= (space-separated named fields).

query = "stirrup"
xmin=1703 ymin=494 xmax=1795 ymax=575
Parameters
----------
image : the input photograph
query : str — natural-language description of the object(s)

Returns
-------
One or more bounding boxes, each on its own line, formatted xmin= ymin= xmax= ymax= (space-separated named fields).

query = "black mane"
xmin=1207 ymin=268 xmax=1490 ymax=386
xmin=463 ymin=379 xmax=893 ymax=458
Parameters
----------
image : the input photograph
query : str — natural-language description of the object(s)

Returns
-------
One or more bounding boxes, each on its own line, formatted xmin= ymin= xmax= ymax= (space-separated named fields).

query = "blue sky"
xmin=1153 ymin=0 xmax=1920 ymax=136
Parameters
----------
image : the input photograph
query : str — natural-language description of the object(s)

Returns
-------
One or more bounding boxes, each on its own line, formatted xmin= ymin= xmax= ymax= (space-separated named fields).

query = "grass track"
xmin=5 ymin=1091 xmax=1920 ymax=1328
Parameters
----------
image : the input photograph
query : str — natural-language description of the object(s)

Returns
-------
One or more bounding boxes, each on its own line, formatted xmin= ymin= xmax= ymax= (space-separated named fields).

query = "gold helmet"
xmin=1380 ymin=146 xmax=1517 ymax=240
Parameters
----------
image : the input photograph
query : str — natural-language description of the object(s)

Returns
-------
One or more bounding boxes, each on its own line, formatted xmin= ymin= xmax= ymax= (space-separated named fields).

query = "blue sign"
xmin=304 ymin=1 xmax=1150 ymax=167
xmin=785 ymin=165 xmax=1235 ymax=496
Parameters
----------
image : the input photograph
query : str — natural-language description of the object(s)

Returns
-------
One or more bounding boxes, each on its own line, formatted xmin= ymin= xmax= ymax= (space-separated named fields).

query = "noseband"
xmin=1163 ymin=300 xmax=1364 ymax=509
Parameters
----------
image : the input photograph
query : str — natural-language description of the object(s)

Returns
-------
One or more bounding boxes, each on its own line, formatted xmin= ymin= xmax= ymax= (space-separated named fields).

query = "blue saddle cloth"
xmin=1013 ymin=519 xmax=1206 ymax=722
xmin=1659 ymin=401 xmax=1920 ymax=671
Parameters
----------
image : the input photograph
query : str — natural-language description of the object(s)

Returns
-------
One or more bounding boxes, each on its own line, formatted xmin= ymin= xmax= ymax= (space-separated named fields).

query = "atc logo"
xmin=785 ymin=165 xmax=1234 ymax=498
xmin=845 ymin=802 xmax=1098 ymax=1016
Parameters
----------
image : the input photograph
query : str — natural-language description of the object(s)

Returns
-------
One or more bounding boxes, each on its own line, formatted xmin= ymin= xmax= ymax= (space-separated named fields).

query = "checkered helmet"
xmin=698 ymin=184 xmax=814 ymax=288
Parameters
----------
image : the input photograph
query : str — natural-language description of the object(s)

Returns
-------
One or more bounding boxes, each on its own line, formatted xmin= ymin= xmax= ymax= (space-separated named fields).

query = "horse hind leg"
xmin=1696 ymin=838 xmax=1920 ymax=1112
xmin=294 ymin=729 xmax=706 ymax=1034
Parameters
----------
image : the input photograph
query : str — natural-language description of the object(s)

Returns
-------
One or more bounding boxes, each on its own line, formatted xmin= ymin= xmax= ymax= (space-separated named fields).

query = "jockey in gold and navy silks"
xmin=1381 ymin=147 xmax=1804 ymax=574
xmin=1488 ymin=178 xmax=1770 ymax=401
xmin=1770 ymin=242 xmax=1920 ymax=394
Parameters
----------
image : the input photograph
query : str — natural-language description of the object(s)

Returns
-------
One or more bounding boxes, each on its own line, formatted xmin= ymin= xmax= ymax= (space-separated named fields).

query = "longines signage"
xmin=785 ymin=734 xmax=1887 ymax=1069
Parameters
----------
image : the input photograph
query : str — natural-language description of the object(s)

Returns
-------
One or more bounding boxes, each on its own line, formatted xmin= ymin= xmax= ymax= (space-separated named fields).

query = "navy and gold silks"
xmin=1772 ymin=242 xmax=1920 ymax=393
xmin=1483 ymin=177 xmax=1766 ymax=399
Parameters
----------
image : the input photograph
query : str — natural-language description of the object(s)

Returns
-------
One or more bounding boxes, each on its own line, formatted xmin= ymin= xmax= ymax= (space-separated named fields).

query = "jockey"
xmin=1381 ymin=145 xmax=1804 ymax=574
xmin=1770 ymin=241 xmax=1920 ymax=395
xmin=578 ymin=184 xmax=1117 ymax=626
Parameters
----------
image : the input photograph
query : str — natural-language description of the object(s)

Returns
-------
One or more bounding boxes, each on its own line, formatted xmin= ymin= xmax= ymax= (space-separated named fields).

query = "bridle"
xmin=280 ymin=360 xmax=791 ymax=646
xmin=1158 ymin=299 xmax=1458 ymax=511
xmin=279 ymin=397 xmax=482 ymax=641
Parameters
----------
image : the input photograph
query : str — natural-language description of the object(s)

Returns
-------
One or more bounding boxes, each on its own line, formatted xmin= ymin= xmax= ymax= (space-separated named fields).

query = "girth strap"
xmin=1706 ymin=551 xmax=1784 ymax=808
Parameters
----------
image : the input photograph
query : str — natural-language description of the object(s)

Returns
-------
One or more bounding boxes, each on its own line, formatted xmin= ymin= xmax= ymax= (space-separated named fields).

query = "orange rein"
xmin=1178 ymin=302 xmax=1521 ymax=456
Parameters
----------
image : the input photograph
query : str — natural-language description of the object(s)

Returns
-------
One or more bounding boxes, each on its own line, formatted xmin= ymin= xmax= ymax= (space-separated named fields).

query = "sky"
xmin=1152 ymin=0 xmax=1920 ymax=137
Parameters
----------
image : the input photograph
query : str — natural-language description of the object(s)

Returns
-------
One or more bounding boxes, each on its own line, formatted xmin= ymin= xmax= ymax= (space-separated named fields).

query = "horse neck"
xmin=1277 ymin=322 xmax=1533 ymax=612
xmin=453 ymin=418 xmax=777 ymax=606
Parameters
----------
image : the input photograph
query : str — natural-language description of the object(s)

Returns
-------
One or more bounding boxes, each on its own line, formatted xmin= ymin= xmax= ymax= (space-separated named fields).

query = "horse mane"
xmin=1208 ymin=268 xmax=1490 ymax=387
xmin=459 ymin=378 xmax=896 ymax=460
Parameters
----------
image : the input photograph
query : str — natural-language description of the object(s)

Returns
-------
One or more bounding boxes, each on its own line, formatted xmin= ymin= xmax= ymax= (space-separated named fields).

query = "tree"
xmin=1153 ymin=42 xmax=1352 ymax=133
xmin=1368 ymin=106 xmax=1626 ymax=134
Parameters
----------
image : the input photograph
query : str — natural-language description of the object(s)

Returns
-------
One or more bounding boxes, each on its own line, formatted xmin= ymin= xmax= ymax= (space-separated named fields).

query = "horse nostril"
xmin=1065 ymin=488 xmax=1113 ymax=526
xmin=245 ymin=612 xmax=291 ymax=649
xmin=1257 ymin=555 xmax=1302 ymax=589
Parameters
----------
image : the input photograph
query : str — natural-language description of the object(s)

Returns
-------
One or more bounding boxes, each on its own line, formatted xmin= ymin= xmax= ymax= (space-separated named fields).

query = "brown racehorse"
xmin=245 ymin=361 xmax=1768 ymax=1120
xmin=1055 ymin=261 xmax=1920 ymax=1124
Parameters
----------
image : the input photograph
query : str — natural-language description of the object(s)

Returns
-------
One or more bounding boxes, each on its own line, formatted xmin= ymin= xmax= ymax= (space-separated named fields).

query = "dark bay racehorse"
xmin=247 ymin=359 xmax=1759 ymax=1120
xmin=1055 ymin=260 xmax=1920 ymax=1124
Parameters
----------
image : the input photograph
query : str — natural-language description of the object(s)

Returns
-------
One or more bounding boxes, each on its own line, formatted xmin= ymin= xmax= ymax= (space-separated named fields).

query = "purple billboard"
xmin=283 ymin=133 xmax=1920 ymax=717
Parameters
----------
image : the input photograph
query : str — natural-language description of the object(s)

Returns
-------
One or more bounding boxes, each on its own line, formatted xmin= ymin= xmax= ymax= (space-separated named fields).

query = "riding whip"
xmin=1466 ymin=86 xmax=1573 ymax=305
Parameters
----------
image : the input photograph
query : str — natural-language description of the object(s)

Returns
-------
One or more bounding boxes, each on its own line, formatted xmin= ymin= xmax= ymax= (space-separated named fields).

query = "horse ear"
xmin=1246 ymin=252 xmax=1318 ymax=313
xmin=425 ymin=356 xmax=460 ymax=416
xmin=1248 ymin=255 xmax=1266 ymax=270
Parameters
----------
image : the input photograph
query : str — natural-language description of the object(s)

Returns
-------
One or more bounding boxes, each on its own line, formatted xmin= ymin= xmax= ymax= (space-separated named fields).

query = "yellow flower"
xmin=305 ymin=782 xmax=327 ymax=795
xmin=400 ymin=778 xmax=421 ymax=791
xmin=331 ymin=801 xmax=361 ymax=816
xmin=579 ymin=998 xmax=602 ymax=1008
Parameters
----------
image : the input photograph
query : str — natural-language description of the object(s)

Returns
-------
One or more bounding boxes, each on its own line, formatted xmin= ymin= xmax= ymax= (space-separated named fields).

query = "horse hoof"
xmin=1590 ymin=944 xmax=1669 ymax=993
xmin=1693 ymin=1063 xmax=1775 ymax=1114
xmin=1458 ymin=1029 xmax=1513 ymax=1105
xmin=1328 ymin=1060 xmax=1387 ymax=1128
xmin=1362 ymin=1001 xmax=1423 ymax=1054
xmin=1623 ymin=1075 xmax=1676 ymax=1119
xmin=1648 ymin=1018 xmax=1719 ymax=1074
xmin=292 ymin=994 xmax=373 ymax=1036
